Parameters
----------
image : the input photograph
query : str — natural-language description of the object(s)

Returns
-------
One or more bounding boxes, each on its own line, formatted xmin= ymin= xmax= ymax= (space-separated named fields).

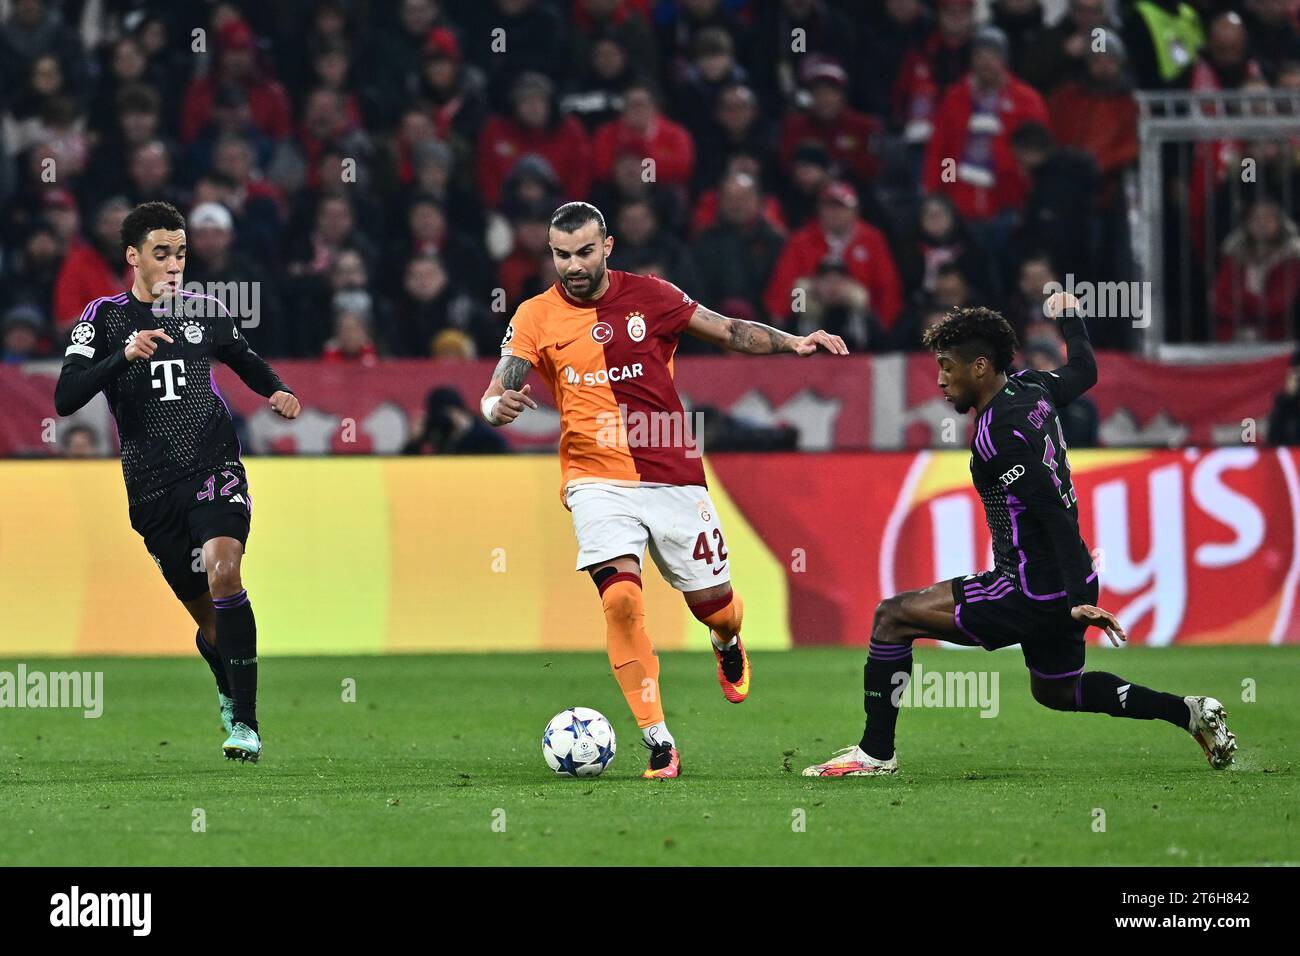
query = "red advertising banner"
xmin=0 ymin=351 xmax=1288 ymax=457
xmin=709 ymin=447 xmax=1300 ymax=647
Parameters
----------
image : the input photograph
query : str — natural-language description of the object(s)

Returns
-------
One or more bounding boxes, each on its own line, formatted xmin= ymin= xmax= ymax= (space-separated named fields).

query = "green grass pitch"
xmin=1 ymin=647 xmax=1295 ymax=866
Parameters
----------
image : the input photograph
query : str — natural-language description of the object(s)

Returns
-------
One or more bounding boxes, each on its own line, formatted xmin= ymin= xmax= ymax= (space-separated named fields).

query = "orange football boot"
xmin=642 ymin=741 xmax=681 ymax=779
xmin=711 ymin=632 xmax=751 ymax=703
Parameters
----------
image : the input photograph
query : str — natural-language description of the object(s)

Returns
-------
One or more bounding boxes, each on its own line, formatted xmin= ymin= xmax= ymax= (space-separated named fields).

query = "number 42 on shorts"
xmin=693 ymin=529 xmax=728 ymax=567
xmin=196 ymin=470 xmax=248 ymax=509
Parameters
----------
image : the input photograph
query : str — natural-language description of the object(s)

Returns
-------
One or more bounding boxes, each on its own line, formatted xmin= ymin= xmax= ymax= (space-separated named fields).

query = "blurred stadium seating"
xmin=2 ymin=1 xmax=1298 ymax=380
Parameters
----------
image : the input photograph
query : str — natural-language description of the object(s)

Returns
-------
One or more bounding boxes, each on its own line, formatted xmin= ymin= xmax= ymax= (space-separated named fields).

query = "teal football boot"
xmin=218 ymin=692 xmax=234 ymax=735
xmin=222 ymin=722 xmax=262 ymax=763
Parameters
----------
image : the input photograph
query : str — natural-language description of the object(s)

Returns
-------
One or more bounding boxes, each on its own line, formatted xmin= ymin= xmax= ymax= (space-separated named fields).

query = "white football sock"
xmin=710 ymin=632 xmax=738 ymax=651
xmin=643 ymin=721 xmax=674 ymax=748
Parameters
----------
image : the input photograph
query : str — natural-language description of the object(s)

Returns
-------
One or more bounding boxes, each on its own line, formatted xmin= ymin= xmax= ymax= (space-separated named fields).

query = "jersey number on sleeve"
xmin=1042 ymin=423 xmax=1077 ymax=507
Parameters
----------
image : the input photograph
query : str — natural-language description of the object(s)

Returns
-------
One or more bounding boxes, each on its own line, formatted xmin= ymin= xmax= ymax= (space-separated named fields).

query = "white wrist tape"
xmin=481 ymin=395 xmax=502 ymax=424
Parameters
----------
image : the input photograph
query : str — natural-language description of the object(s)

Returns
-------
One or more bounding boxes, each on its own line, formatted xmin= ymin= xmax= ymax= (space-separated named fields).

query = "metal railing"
xmin=1135 ymin=89 xmax=1300 ymax=359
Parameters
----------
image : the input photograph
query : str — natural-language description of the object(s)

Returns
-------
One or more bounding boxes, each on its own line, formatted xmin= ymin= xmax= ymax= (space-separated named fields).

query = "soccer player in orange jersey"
xmin=481 ymin=202 xmax=848 ymax=778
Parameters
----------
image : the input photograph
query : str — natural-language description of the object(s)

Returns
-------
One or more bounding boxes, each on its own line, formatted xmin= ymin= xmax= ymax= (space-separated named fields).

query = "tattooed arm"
xmin=480 ymin=354 xmax=538 ymax=425
xmin=683 ymin=304 xmax=850 ymax=356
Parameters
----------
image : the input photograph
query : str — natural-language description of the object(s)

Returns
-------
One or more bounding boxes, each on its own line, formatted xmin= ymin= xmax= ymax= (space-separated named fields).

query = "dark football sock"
xmin=859 ymin=639 xmax=913 ymax=760
xmin=195 ymin=629 xmax=231 ymax=696
xmin=214 ymin=589 xmax=258 ymax=733
xmin=1074 ymin=671 xmax=1189 ymax=728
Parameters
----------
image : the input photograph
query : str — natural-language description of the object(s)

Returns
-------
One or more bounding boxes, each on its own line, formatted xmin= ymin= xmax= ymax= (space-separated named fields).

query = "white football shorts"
xmin=565 ymin=482 xmax=732 ymax=592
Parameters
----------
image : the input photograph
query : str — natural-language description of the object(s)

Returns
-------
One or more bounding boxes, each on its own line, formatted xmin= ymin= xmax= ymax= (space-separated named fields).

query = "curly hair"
xmin=120 ymin=200 xmax=186 ymax=254
xmin=921 ymin=306 xmax=1020 ymax=374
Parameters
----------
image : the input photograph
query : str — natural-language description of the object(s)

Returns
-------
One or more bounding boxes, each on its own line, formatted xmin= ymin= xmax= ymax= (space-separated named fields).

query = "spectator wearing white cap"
xmin=183 ymin=201 xmax=282 ymax=355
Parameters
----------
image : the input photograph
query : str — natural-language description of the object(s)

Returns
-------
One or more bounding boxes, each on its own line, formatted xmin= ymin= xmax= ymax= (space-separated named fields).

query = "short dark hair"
xmin=120 ymin=201 xmax=185 ymax=253
xmin=550 ymin=201 xmax=606 ymax=238
xmin=199 ymin=170 xmax=239 ymax=191
xmin=116 ymin=83 xmax=160 ymax=115
xmin=921 ymin=306 xmax=1020 ymax=374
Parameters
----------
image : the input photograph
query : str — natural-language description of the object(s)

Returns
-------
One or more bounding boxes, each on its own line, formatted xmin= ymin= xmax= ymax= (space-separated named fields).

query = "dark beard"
xmin=566 ymin=262 xmax=605 ymax=298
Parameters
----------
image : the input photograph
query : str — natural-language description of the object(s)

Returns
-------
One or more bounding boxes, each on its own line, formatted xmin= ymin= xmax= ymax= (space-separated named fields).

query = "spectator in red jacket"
xmin=476 ymin=71 xmax=592 ymax=208
xmin=179 ymin=19 xmax=292 ymax=145
xmin=779 ymin=58 xmax=883 ymax=187
xmin=922 ymin=26 xmax=1049 ymax=224
xmin=894 ymin=0 xmax=976 ymax=143
xmin=1214 ymin=200 xmax=1300 ymax=342
xmin=1049 ymin=30 xmax=1138 ymax=204
xmin=1188 ymin=13 xmax=1267 ymax=256
xmin=764 ymin=181 xmax=903 ymax=330
xmin=592 ymin=81 xmax=696 ymax=190
xmin=52 ymin=197 xmax=133 ymax=333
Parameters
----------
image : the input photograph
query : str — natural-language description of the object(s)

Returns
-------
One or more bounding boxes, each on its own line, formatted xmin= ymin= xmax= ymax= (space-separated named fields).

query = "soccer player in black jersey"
xmin=53 ymin=201 xmax=299 ymax=762
xmin=803 ymin=293 xmax=1238 ymax=776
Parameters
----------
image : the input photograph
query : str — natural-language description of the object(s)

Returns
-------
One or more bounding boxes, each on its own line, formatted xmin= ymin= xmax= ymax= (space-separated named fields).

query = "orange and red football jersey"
xmin=501 ymin=270 xmax=706 ymax=501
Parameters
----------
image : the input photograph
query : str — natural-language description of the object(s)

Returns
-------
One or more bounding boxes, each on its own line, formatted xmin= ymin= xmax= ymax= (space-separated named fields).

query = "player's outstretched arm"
xmin=481 ymin=355 xmax=538 ymax=426
xmin=1039 ymin=292 xmax=1098 ymax=405
xmin=53 ymin=327 xmax=171 ymax=416
xmin=683 ymin=304 xmax=849 ymax=356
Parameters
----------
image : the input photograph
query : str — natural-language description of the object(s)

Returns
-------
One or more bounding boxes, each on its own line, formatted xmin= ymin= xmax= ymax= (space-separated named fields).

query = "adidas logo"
xmin=1117 ymin=683 xmax=1131 ymax=708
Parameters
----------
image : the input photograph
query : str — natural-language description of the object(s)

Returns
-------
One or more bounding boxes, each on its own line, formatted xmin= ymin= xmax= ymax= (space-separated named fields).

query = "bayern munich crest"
xmin=626 ymin=312 xmax=646 ymax=342
xmin=184 ymin=323 xmax=203 ymax=344
xmin=591 ymin=321 xmax=613 ymax=344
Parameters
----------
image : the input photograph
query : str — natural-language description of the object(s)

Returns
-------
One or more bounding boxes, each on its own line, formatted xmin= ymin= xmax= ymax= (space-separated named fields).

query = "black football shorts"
xmin=128 ymin=465 xmax=252 ymax=602
xmin=950 ymin=570 xmax=1100 ymax=680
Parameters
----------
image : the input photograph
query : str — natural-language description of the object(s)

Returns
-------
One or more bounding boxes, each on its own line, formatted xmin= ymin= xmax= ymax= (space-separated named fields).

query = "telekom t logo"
xmin=151 ymin=359 xmax=186 ymax=401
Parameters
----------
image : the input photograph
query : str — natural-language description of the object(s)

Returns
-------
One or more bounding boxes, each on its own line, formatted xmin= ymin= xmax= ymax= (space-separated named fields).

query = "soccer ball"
xmin=542 ymin=707 xmax=616 ymax=777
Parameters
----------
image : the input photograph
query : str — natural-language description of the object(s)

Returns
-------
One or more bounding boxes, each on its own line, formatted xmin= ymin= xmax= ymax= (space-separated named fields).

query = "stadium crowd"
xmin=2 ymin=0 xmax=1300 ymax=371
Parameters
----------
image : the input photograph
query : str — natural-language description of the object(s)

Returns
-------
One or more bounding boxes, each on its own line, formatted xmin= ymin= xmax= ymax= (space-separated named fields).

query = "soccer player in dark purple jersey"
xmin=54 ymin=201 xmax=298 ymax=762
xmin=803 ymin=293 xmax=1237 ymax=776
